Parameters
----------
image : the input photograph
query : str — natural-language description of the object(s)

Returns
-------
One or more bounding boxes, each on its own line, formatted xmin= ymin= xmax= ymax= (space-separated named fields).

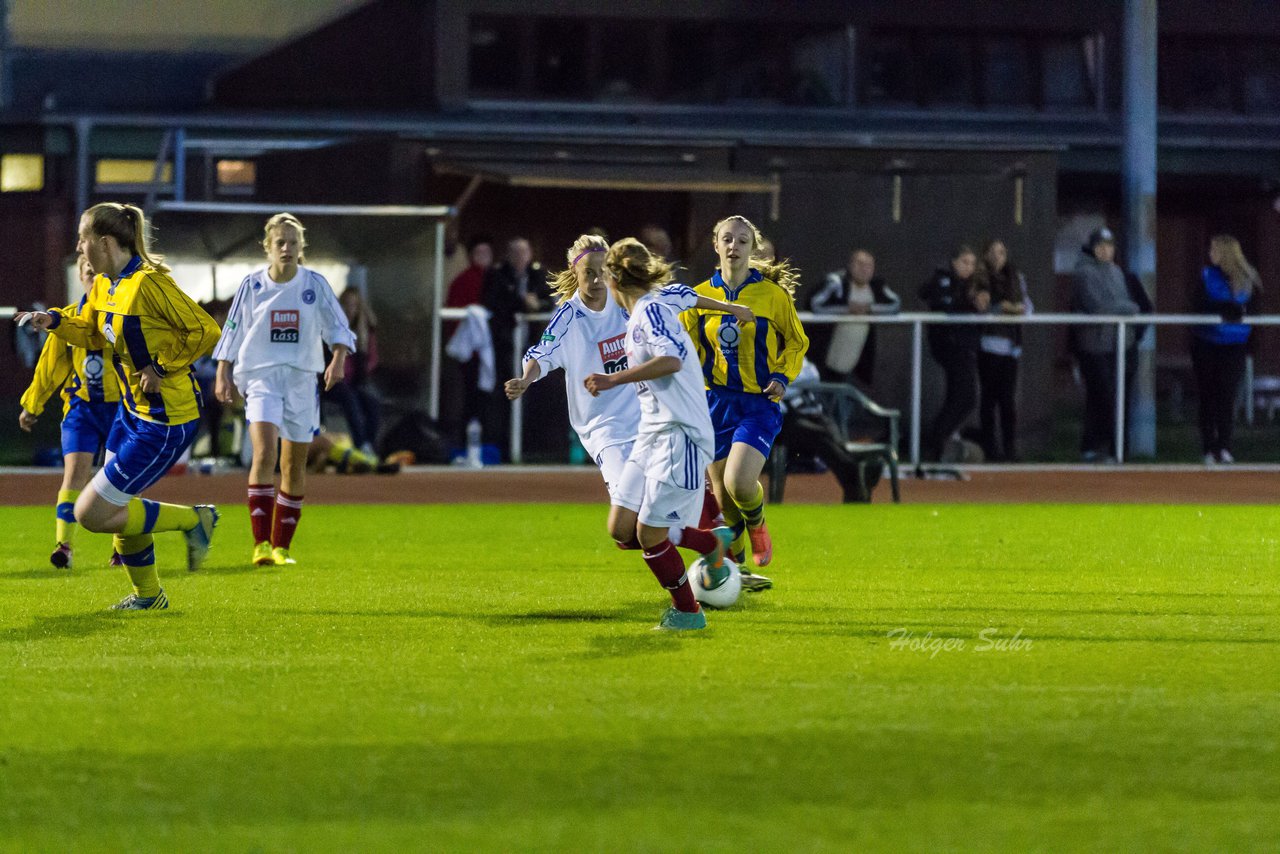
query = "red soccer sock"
xmin=642 ymin=540 xmax=698 ymax=613
xmin=699 ymin=481 xmax=723 ymax=528
xmin=272 ymin=490 xmax=304 ymax=550
xmin=247 ymin=484 xmax=275 ymax=544
xmin=615 ymin=535 xmax=642 ymax=550
xmin=676 ymin=526 xmax=718 ymax=555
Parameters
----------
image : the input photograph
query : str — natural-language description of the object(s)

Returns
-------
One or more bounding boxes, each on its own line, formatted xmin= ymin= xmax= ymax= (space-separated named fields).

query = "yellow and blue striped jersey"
xmin=20 ymin=296 xmax=123 ymax=419
xmin=48 ymin=256 xmax=220 ymax=425
xmin=681 ymin=269 xmax=809 ymax=395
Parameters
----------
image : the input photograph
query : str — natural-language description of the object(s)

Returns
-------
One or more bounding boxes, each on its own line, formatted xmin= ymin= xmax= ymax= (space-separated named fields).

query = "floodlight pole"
xmin=429 ymin=220 xmax=445 ymax=421
xmin=1123 ymin=0 xmax=1158 ymax=457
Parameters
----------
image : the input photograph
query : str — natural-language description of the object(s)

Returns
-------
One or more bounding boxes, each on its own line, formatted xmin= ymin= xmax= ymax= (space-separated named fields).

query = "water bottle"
xmin=465 ymin=418 xmax=483 ymax=468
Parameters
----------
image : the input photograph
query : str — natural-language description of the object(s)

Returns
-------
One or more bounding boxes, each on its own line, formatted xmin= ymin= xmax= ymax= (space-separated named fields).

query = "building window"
xmin=1041 ymin=35 xmax=1098 ymax=108
xmin=1161 ymin=37 xmax=1235 ymax=112
xmin=1241 ymin=43 xmax=1280 ymax=113
xmin=863 ymin=32 xmax=917 ymax=105
xmin=469 ymin=15 xmax=524 ymax=94
xmin=95 ymin=159 xmax=173 ymax=186
xmin=535 ymin=18 xmax=589 ymax=98
xmin=216 ymin=160 xmax=255 ymax=195
xmin=982 ymin=37 xmax=1033 ymax=108
xmin=1 ymin=154 xmax=44 ymax=192
xmin=596 ymin=21 xmax=654 ymax=101
xmin=918 ymin=34 xmax=974 ymax=106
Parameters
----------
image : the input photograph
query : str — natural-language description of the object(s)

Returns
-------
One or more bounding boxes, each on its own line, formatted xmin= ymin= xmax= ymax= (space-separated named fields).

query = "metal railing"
xmin=439 ymin=307 xmax=1280 ymax=465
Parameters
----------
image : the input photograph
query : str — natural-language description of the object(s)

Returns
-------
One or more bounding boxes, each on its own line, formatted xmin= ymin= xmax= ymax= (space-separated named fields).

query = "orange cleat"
xmin=748 ymin=522 xmax=773 ymax=567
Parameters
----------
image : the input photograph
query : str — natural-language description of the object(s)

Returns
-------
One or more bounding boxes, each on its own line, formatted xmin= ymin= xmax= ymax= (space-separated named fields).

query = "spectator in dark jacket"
xmin=919 ymin=245 xmax=988 ymax=461
xmin=1190 ymin=234 xmax=1261 ymax=465
xmin=1070 ymin=227 xmax=1139 ymax=462
xmin=809 ymin=249 xmax=900 ymax=388
xmin=976 ymin=239 xmax=1032 ymax=461
xmin=482 ymin=237 xmax=553 ymax=459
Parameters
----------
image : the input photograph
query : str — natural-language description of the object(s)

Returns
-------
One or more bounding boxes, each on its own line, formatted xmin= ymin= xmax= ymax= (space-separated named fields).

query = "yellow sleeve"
xmin=48 ymin=288 xmax=105 ymax=350
xmin=771 ymin=291 xmax=809 ymax=387
xmin=19 ymin=328 xmax=74 ymax=416
xmin=143 ymin=274 xmax=221 ymax=373
xmin=680 ymin=281 xmax=713 ymax=360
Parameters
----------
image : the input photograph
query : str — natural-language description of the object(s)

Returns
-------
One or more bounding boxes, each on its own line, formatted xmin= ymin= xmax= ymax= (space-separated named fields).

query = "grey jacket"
xmin=1070 ymin=253 xmax=1139 ymax=353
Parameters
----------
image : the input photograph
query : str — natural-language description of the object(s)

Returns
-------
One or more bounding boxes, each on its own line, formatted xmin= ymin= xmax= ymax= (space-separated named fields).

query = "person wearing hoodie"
xmin=918 ymin=245 xmax=989 ymax=461
xmin=1070 ymin=227 xmax=1139 ymax=462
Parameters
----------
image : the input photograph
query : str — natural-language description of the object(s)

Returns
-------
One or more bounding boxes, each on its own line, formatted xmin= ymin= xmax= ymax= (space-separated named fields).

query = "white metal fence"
xmin=438 ymin=307 xmax=1280 ymax=465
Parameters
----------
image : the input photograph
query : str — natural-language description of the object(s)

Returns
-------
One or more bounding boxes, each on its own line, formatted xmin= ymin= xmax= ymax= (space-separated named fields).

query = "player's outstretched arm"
xmin=694 ymin=294 xmax=754 ymax=326
xmin=584 ymin=355 xmax=680 ymax=397
xmin=505 ymin=360 xmax=542 ymax=400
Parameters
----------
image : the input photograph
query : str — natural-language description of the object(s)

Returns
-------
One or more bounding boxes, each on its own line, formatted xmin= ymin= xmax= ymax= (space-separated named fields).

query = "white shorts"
xmin=238 ymin=365 xmax=320 ymax=444
xmin=594 ymin=441 xmax=634 ymax=505
xmin=613 ymin=430 xmax=707 ymax=530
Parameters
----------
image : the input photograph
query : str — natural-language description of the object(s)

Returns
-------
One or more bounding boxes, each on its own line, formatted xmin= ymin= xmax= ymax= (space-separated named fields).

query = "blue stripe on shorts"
xmin=102 ymin=410 xmax=199 ymax=499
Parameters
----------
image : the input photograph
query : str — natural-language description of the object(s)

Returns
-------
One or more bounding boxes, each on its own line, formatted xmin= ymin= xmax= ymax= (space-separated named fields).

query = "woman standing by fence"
xmin=1190 ymin=235 xmax=1261 ymax=465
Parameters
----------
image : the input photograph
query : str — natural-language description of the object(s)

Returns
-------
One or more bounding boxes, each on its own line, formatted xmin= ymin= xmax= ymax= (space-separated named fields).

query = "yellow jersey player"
xmin=18 ymin=254 xmax=124 ymax=570
xmin=17 ymin=203 xmax=222 ymax=611
xmin=681 ymin=215 xmax=809 ymax=575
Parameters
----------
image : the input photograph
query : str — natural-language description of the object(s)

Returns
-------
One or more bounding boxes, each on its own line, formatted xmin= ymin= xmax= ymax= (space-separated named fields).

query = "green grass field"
xmin=1 ymin=503 xmax=1277 ymax=852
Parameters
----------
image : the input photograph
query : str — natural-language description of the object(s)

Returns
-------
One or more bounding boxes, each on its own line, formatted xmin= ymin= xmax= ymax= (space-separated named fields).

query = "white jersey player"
xmin=506 ymin=234 xmax=751 ymax=541
xmin=580 ymin=237 xmax=747 ymax=631
xmin=213 ymin=213 xmax=356 ymax=568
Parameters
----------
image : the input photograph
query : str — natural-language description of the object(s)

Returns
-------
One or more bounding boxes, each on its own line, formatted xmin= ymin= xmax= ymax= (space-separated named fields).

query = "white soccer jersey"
xmin=523 ymin=284 xmax=698 ymax=460
xmin=212 ymin=267 xmax=357 ymax=376
xmin=625 ymin=291 xmax=714 ymax=462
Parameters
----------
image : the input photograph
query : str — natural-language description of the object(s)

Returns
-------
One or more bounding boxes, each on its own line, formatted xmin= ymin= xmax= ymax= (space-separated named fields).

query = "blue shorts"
xmin=93 ymin=409 xmax=199 ymax=505
xmin=61 ymin=400 xmax=125 ymax=457
xmin=707 ymin=387 xmax=784 ymax=461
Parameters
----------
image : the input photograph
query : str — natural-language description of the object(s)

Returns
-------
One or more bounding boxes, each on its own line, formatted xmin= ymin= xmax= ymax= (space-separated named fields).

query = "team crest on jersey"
xmin=598 ymin=333 xmax=627 ymax=374
xmin=270 ymin=309 xmax=300 ymax=343
xmin=83 ymin=353 xmax=104 ymax=390
xmin=631 ymin=327 xmax=645 ymax=344
xmin=717 ymin=322 xmax=740 ymax=351
xmin=302 ymin=289 xmax=316 ymax=305
xmin=252 ymin=281 xmax=263 ymax=291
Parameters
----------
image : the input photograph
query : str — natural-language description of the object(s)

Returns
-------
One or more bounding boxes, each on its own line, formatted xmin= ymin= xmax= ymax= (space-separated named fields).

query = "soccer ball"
xmin=687 ymin=555 xmax=742 ymax=609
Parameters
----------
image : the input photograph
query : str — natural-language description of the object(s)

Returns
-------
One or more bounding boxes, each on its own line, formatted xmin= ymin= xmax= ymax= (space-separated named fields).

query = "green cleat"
xmin=184 ymin=505 xmax=219 ymax=572
xmin=271 ymin=547 xmax=296 ymax=566
xmin=111 ymin=589 xmax=169 ymax=611
xmin=653 ymin=605 xmax=707 ymax=631
xmin=710 ymin=526 xmax=735 ymax=568
xmin=252 ymin=541 xmax=274 ymax=567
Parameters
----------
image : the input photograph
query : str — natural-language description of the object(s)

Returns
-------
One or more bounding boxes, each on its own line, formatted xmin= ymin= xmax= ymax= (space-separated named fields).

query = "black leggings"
xmin=1190 ymin=339 xmax=1247 ymax=456
xmin=927 ymin=339 xmax=978 ymax=460
xmin=977 ymin=351 xmax=1018 ymax=461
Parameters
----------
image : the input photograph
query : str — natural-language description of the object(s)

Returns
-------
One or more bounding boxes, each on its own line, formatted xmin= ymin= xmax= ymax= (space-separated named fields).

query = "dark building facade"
xmin=3 ymin=0 xmax=1279 ymax=458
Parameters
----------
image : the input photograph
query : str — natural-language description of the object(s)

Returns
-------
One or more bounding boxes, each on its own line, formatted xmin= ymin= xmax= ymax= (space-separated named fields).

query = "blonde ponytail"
xmin=84 ymin=202 xmax=170 ymax=273
xmin=605 ymin=237 xmax=675 ymax=293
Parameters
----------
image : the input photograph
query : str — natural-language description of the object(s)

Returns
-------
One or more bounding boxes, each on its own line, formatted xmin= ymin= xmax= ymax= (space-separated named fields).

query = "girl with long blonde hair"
xmin=1191 ymin=234 xmax=1262 ymax=464
xmin=679 ymin=215 xmax=809 ymax=577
